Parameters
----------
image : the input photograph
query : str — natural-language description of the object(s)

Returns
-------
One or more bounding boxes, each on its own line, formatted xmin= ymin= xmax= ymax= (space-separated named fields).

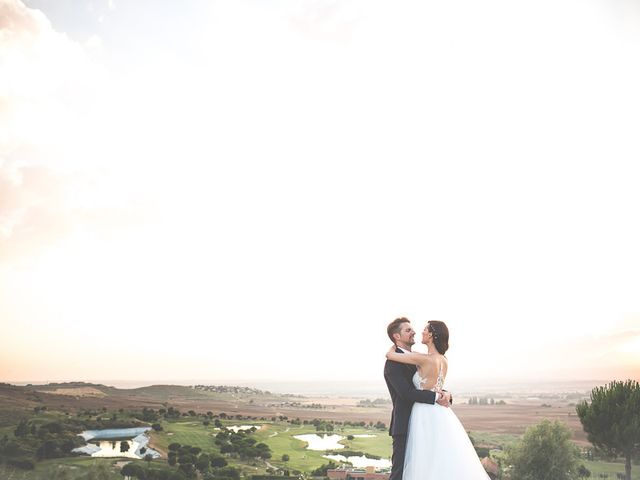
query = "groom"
xmin=384 ymin=317 xmax=451 ymax=480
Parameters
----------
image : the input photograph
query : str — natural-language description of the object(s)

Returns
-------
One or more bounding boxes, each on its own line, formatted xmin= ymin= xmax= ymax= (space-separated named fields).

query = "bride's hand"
xmin=386 ymin=345 xmax=397 ymax=358
xmin=436 ymin=390 xmax=451 ymax=407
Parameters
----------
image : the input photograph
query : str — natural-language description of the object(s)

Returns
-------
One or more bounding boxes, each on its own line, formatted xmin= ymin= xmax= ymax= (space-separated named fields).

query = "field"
xmin=0 ymin=382 xmax=637 ymax=479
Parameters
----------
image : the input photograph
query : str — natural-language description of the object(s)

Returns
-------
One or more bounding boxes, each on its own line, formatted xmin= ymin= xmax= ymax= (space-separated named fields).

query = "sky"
xmin=0 ymin=0 xmax=639 ymax=388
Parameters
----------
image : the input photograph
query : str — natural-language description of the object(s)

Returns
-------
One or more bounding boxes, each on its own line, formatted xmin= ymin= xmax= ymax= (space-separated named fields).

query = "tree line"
xmin=498 ymin=379 xmax=639 ymax=480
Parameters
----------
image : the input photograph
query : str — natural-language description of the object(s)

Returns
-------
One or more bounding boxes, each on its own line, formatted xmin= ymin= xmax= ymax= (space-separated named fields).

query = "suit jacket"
xmin=383 ymin=347 xmax=436 ymax=436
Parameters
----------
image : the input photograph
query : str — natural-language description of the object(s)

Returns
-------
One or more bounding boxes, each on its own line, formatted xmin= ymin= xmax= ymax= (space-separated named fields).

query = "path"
xmin=269 ymin=427 xmax=290 ymax=437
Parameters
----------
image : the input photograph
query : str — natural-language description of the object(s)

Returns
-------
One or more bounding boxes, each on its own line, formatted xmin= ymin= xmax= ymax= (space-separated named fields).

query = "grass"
xmin=251 ymin=424 xmax=392 ymax=472
xmin=151 ymin=419 xmax=220 ymax=452
xmin=0 ymin=458 xmax=123 ymax=480
xmin=582 ymin=459 xmax=640 ymax=480
xmin=254 ymin=424 xmax=330 ymax=471
xmin=466 ymin=430 xmax=520 ymax=449
xmin=0 ymin=425 xmax=15 ymax=438
xmin=5 ymin=414 xmax=639 ymax=479
xmin=337 ymin=428 xmax=391 ymax=458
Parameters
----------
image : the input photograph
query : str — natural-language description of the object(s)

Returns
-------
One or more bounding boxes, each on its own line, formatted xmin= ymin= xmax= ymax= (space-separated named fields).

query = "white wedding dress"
xmin=403 ymin=368 xmax=490 ymax=480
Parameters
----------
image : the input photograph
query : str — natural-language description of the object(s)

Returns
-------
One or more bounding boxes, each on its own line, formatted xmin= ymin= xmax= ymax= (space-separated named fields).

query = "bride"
xmin=386 ymin=321 xmax=490 ymax=480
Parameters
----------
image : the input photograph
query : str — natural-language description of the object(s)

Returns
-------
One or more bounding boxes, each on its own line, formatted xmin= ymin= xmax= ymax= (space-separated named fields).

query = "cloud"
xmin=0 ymin=1 xmax=76 ymax=259
xmin=0 ymin=0 xmax=44 ymax=34
xmin=0 ymin=162 xmax=151 ymax=261
xmin=0 ymin=0 xmax=107 ymax=162
xmin=0 ymin=162 xmax=71 ymax=260
xmin=1 ymin=0 xmax=639 ymax=383
xmin=289 ymin=0 xmax=363 ymax=44
xmin=0 ymin=0 xmax=145 ymax=261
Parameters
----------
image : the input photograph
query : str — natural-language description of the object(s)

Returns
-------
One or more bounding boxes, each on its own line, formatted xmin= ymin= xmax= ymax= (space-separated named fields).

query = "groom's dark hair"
xmin=387 ymin=317 xmax=410 ymax=344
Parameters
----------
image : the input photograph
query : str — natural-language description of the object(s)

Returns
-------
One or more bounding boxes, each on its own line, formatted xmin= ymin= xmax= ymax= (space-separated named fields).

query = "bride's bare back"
xmin=416 ymin=355 xmax=448 ymax=391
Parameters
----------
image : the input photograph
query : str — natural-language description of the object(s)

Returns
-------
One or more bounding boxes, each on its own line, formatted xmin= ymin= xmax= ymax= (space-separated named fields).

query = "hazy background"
xmin=1 ymin=0 xmax=639 ymax=388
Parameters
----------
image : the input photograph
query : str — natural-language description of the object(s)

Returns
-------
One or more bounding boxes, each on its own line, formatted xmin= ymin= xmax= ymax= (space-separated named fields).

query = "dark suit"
xmin=383 ymin=348 xmax=436 ymax=480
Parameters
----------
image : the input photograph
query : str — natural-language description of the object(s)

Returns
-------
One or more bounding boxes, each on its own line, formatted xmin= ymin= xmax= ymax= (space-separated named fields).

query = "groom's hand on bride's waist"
xmin=436 ymin=390 xmax=452 ymax=407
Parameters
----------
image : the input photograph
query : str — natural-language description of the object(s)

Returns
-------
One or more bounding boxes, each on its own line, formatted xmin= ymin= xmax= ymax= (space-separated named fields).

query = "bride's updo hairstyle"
xmin=427 ymin=321 xmax=449 ymax=355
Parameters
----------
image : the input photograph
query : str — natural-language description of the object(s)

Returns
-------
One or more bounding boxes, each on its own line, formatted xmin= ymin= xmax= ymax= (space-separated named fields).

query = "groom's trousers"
xmin=390 ymin=434 xmax=407 ymax=480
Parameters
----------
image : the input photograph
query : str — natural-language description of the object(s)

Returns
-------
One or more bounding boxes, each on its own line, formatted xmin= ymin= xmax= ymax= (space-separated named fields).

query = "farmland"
xmin=0 ymin=382 xmax=636 ymax=479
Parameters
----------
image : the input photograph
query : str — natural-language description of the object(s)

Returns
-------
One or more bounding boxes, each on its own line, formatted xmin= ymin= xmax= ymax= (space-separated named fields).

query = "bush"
xmin=506 ymin=420 xmax=579 ymax=480
xmin=475 ymin=446 xmax=491 ymax=458
xmin=312 ymin=461 xmax=339 ymax=476
xmin=121 ymin=462 xmax=146 ymax=478
xmin=7 ymin=457 xmax=35 ymax=470
xmin=210 ymin=455 xmax=228 ymax=468
xmin=197 ymin=453 xmax=211 ymax=473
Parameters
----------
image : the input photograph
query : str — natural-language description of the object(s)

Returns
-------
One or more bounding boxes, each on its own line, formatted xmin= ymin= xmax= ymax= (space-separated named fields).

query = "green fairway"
xmin=466 ymin=430 xmax=520 ymax=448
xmin=5 ymin=414 xmax=635 ymax=480
xmin=152 ymin=420 xmax=218 ymax=452
xmin=0 ymin=458 xmax=123 ymax=480
xmin=253 ymin=424 xmax=331 ymax=471
xmin=250 ymin=424 xmax=392 ymax=472
xmin=583 ymin=459 xmax=640 ymax=480
xmin=342 ymin=431 xmax=392 ymax=458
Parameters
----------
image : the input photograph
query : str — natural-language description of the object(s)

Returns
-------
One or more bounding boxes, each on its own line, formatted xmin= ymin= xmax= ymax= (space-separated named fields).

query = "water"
xmin=80 ymin=427 xmax=150 ymax=441
xmin=293 ymin=434 xmax=345 ymax=450
xmin=323 ymin=454 xmax=391 ymax=469
xmin=73 ymin=427 xmax=160 ymax=459
xmin=294 ymin=432 xmax=391 ymax=468
xmin=88 ymin=439 xmax=141 ymax=459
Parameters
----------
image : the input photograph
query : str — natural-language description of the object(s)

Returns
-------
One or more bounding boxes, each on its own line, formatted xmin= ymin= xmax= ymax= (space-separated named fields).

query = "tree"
xmin=121 ymin=462 xmax=144 ymax=478
xmin=120 ymin=441 xmax=130 ymax=453
xmin=578 ymin=465 xmax=592 ymax=479
xmin=14 ymin=419 xmax=29 ymax=438
xmin=576 ymin=380 xmax=640 ymax=480
xmin=210 ymin=454 xmax=227 ymax=468
xmin=505 ymin=420 xmax=579 ymax=480
xmin=255 ymin=442 xmax=272 ymax=459
xmin=144 ymin=453 xmax=153 ymax=466
xmin=178 ymin=462 xmax=196 ymax=479
xmin=312 ymin=461 xmax=339 ymax=476
xmin=220 ymin=443 xmax=234 ymax=454
xmin=282 ymin=454 xmax=290 ymax=462
xmin=196 ymin=453 xmax=211 ymax=473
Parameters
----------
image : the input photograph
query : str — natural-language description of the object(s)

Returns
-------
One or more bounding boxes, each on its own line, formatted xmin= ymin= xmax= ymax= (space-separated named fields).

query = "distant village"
xmin=193 ymin=385 xmax=272 ymax=395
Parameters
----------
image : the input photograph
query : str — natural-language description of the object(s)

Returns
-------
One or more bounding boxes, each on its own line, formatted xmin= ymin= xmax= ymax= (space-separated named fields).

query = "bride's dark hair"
xmin=427 ymin=321 xmax=449 ymax=355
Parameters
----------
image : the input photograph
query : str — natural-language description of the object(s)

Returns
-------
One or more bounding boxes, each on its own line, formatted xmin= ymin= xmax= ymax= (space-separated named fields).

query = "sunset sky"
xmin=1 ymin=0 xmax=639 ymax=387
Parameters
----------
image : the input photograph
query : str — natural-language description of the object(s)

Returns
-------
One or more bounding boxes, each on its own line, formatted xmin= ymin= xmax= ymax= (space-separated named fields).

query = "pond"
xmin=294 ymin=432 xmax=390 ymax=468
xmin=293 ymin=434 xmax=345 ymax=450
xmin=73 ymin=427 xmax=161 ymax=459
xmin=323 ymin=454 xmax=392 ymax=469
